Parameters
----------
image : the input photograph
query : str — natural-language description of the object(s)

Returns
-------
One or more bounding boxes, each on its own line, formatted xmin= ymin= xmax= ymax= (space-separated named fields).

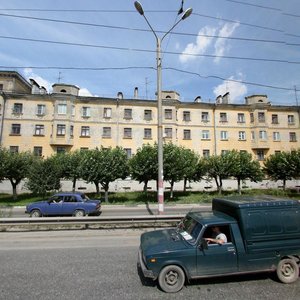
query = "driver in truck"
xmin=205 ymin=226 xmax=227 ymax=245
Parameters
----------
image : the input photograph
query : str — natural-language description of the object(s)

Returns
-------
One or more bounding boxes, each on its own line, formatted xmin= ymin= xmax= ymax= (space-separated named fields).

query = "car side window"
xmin=203 ymin=225 xmax=232 ymax=245
xmin=64 ymin=196 xmax=77 ymax=203
xmin=51 ymin=196 xmax=63 ymax=203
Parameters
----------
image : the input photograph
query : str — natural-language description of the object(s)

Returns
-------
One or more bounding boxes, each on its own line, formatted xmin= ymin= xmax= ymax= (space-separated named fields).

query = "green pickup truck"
xmin=138 ymin=196 xmax=300 ymax=293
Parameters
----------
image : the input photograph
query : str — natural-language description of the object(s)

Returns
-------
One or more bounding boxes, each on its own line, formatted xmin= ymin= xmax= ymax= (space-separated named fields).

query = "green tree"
xmin=229 ymin=150 xmax=264 ymax=194
xmin=26 ymin=155 xmax=62 ymax=197
xmin=264 ymin=151 xmax=294 ymax=190
xmin=290 ymin=149 xmax=300 ymax=180
xmin=204 ymin=152 xmax=236 ymax=195
xmin=81 ymin=147 xmax=129 ymax=202
xmin=129 ymin=144 xmax=157 ymax=193
xmin=59 ymin=150 xmax=84 ymax=192
xmin=0 ymin=149 xmax=35 ymax=200
xmin=163 ymin=144 xmax=199 ymax=198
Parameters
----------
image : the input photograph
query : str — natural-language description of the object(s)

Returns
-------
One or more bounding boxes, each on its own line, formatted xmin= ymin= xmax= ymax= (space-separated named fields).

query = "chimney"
xmin=222 ymin=92 xmax=230 ymax=104
xmin=117 ymin=92 xmax=123 ymax=100
xmin=134 ymin=87 xmax=138 ymax=99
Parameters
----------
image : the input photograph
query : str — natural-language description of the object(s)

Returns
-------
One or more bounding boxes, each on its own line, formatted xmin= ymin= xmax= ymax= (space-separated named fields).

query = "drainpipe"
xmin=213 ymin=104 xmax=217 ymax=155
xmin=0 ymin=91 xmax=7 ymax=147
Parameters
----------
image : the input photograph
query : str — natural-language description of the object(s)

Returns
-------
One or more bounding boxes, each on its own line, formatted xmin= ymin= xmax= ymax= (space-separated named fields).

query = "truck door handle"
xmin=227 ymin=247 xmax=235 ymax=252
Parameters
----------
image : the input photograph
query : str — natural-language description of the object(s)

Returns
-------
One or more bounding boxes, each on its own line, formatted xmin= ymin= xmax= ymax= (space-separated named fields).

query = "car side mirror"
xmin=199 ymin=238 xmax=208 ymax=250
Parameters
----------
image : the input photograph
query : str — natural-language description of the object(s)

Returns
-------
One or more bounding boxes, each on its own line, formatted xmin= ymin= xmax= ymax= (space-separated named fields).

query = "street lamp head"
xmin=181 ymin=7 xmax=193 ymax=20
xmin=134 ymin=1 xmax=144 ymax=16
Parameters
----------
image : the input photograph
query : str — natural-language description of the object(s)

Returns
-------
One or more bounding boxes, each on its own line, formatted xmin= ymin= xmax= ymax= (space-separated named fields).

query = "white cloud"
xmin=214 ymin=23 xmax=239 ymax=63
xmin=213 ymin=74 xmax=247 ymax=103
xmin=79 ymin=88 xmax=93 ymax=97
xmin=179 ymin=26 xmax=216 ymax=63
xmin=23 ymin=68 xmax=52 ymax=92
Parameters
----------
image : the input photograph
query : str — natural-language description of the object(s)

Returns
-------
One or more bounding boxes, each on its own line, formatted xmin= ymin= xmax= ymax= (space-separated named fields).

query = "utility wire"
xmin=0 ymin=35 xmax=298 ymax=64
xmin=222 ymin=0 xmax=280 ymax=11
xmin=0 ymin=65 xmax=297 ymax=92
xmin=0 ymin=13 xmax=286 ymax=45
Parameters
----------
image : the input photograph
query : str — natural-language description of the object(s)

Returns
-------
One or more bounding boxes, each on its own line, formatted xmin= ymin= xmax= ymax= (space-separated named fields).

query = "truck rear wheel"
xmin=277 ymin=258 xmax=299 ymax=284
xmin=158 ymin=265 xmax=185 ymax=293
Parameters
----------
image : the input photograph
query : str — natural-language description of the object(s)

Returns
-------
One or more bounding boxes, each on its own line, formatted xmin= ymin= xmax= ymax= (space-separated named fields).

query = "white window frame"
xmin=220 ymin=131 xmax=228 ymax=140
xmin=202 ymin=130 xmax=210 ymax=140
xmin=36 ymin=104 xmax=46 ymax=115
xmin=82 ymin=107 xmax=91 ymax=117
xmin=58 ymin=104 xmax=67 ymax=115
xmin=238 ymin=131 xmax=246 ymax=141
xmin=104 ymin=107 xmax=112 ymax=118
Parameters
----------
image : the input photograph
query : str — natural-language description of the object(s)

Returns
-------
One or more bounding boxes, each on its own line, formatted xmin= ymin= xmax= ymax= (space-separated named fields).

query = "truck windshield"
xmin=177 ymin=215 xmax=202 ymax=244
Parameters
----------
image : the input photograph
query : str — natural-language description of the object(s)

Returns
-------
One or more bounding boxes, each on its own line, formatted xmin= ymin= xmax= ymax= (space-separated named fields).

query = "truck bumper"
xmin=138 ymin=248 xmax=155 ymax=279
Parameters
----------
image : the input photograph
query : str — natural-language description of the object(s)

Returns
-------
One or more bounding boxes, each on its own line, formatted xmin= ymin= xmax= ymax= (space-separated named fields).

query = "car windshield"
xmin=177 ymin=215 xmax=202 ymax=244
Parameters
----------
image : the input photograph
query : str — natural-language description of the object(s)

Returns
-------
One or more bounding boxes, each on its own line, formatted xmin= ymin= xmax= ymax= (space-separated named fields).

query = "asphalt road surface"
xmin=0 ymin=230 xmax=299 ymax=300
xmin=0 ymin=204 xmax=211 ymax=218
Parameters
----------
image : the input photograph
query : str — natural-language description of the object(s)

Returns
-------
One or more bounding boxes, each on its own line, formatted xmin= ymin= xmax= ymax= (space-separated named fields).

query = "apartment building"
xmin=0 ymin=70 xmax=299 ymax=161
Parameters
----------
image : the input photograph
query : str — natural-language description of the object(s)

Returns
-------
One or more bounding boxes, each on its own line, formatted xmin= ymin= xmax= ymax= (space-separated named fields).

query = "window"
xmin=251 ymin=131 xmax=255 ymax=140
xmin=124 ymin=128 xmax=132 ymax=138
xmin=70 ymin=125 xmax=74 ymax=137
xmin=221 ymin=150 xmax=229 ymax=155
xmin=103 ymin=127 xmax=111 ymax=138
xmin=124 ymin=148 xmax=132 ymax=159
xmin=144 ymin=110 xmax=152 ymax=120
xmin=80 ymin=147 xmax=89 ymax=151
xmin=9 ymin=146 xmax=19 ymax=153
xmin=104 ymin=107 xmax=112 ymax=118
xmin=288 ymin=115 xmax=295 ymax=124
xmin=203 ymin=149 xmax=210 ymax=158
xmin=81 ymin=126 xmax=90 ymax=137
xmin=56 ymin=147 xmax=66 ymax=154
xmin=144 ymin=128 xmax=152 ymax=139
xmin=183 ymin=129 xmax=191 ymax=140
xmin=259 ymin=130 xmax=267 ymax=140
xmin=273 ymin=132 xmax=280 ymax=141
xmin=219 ymin=113 xmax=227 ymax=122
xmin=124 ymin=109 xmax=132 ymax=119
xmin=164 ymin=128 xmax=172 ymax=138
xmin=0 ymin=84 xmax=3 ymax=90
xmin=238 ymin=131 xmax=246 ymax=141
xmin=201 ymin=112 xmax=209 ymax=122
xmin=220 ymin=131 xmax=228 ymax=140
xmin=82 ymin=107 xmax=90 ymax=117
xmin=250 ymin=113 xmax=254 ymax=123
xmin=164 ymin=109 xmax=172 ymax=119
xmin=202 ymin=130 xmax=210 ymax=140
xmin=183 ymin=111 xmax=191 ymax=121
xmin=36 ymin=104 xmax=46 ymax=115
xmin=34 ymin=125 xmax=44 ymax=136
xmin=289 ymin=132 xmax=297 ymax=142
xmin=33 ymin=146 xmax=43 ymax=157
xmin=11 ymin=124 xmax=21 ymax=135
xmin=57 ymin=124 xmax=66 ymax=136
xmin=57 ymin=104 xmax=67 ymax=115
xmin=237 ymin=113 xmax=245 ymax=123
xmin=13 ymin=103 xmax=23 ymax=114
xmin=257 ymin=150 xmax=265 ymax=161
xmin=272 ymin=114 xmax=279 ymax=124
xmin=71 ymin=105 xmax=75 ymax=116
xmin=258 ymin=112 xmax=265 ymax=122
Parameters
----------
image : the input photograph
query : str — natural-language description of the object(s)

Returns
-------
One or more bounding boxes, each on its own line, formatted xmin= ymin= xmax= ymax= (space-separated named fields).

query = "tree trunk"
xmin=283 ymin=179 xmax=286 ymax=190
xmin=237 ymin=178 xmax=241 ymax=195
xmin=94 ymin=181 xmax=100 ymax=195
xmin=143 ymin=180 xmax=148 ymax=194
xmin=9 ymin=179 xmax=18 ymax=200
xmin=72 ymin=178 xmax=76 ymax=192
xmin=183 ymin=178 xmax=187 ymax=192
xmin=170 ymin=180 xmax=174 ymax=199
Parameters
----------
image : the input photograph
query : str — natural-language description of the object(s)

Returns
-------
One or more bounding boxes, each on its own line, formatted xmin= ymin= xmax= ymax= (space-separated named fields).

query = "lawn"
xmin=0 ymin=188 xmax=299 ymax=207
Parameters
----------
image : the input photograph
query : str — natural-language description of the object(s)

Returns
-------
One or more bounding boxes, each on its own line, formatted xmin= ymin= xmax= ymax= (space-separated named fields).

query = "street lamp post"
xmin=134 ymin=1 xmax=192 ymax=214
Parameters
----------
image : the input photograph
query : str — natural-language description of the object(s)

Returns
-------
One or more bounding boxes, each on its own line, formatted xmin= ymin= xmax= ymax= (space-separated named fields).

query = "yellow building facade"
xmin=0 ymin=71 xmax=299 ymax=161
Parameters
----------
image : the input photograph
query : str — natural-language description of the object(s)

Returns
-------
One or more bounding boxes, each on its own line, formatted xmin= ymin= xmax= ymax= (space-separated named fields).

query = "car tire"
xmin=30 ymin=209 xmax=42 ymax=218
xmin=158 ymin=265 xmax=185 ymax=293
xmin=276 ymin=258 xmax=299 ymax=284
xmin=74 ymin=210 xmax=85 ymax=217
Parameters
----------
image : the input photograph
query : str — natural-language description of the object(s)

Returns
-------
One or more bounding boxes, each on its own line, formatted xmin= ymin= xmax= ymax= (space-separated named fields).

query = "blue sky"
xmin=0 ymin=0 xmax=299 ymax=105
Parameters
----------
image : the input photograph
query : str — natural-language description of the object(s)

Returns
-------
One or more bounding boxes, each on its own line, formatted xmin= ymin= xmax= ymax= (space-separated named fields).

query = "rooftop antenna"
xmin=57 ymin=72 xmax=63 ymax=83
xmin=294 ymin=85 xmax=298 ymax=106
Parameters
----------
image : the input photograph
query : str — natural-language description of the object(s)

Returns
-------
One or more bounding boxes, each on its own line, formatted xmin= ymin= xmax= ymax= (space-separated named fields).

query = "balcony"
xmin=251 ymin=140 xmax=270 ymax=149
xmin=50 ymin=136 xmax=74 ymax=146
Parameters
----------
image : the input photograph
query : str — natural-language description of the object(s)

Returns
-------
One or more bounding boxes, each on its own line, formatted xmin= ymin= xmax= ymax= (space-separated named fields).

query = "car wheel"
xmin=277 ymin=258 xmax=299 ymax=284
xmin=158 ymin=265 xmax=185 ymax=293
xmin=30 ymin=209 xmax=42 ymax=218
xmin=74 ymin=210 xmax=85 ymax=217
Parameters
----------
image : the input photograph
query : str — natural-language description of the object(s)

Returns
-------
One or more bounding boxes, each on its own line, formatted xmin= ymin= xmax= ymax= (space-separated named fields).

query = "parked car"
xmin=25 ymin=192 xmax=101 ymax=217
xmin=138 ymin=196 xmax=300 ymax=293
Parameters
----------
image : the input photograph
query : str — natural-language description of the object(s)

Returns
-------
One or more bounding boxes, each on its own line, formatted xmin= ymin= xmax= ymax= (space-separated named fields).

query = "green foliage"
xmin=80 ymin=147 xmax=129 ymax=202
xmin=26 ymin=155 xmax=62 ymax=197
xmin=128 ymin=144 xmax=157 ymax=192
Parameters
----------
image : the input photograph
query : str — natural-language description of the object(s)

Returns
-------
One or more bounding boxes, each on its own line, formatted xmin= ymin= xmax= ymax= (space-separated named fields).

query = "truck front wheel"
xmin=158 ymin=265 xmax=185 ymax=293
xmin=276 ymin=258 xmax=299 ymax=284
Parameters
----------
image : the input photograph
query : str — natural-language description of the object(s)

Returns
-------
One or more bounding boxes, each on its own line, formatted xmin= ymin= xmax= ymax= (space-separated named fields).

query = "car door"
xmin=196 ymin=224 xmax=238 ymax=275
xmin=46 ymin=195 xmax=63 ymax=216
xmin=61 ymin=195 xmax=78 ymax=215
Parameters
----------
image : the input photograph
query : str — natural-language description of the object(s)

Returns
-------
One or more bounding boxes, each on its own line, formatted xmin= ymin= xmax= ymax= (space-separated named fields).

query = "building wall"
xmin=0 ymin=71 xmax=299 ymax=160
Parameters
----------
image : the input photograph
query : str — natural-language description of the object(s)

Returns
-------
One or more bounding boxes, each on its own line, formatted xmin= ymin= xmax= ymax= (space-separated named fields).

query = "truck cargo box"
xmin=212 ymin=196 xmax=300 ymax=253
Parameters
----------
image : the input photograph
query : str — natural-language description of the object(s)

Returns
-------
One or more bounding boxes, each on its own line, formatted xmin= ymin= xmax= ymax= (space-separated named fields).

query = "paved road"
xmin=0 ymin=204 xmax=211 ymax=218
xmin=0 ymin=230 xmax=299 ymax=300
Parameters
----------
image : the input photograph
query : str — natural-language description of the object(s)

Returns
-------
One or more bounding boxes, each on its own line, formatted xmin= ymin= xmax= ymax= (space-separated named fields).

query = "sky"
xmin=0 ymin=0 xmax=299 ymax=105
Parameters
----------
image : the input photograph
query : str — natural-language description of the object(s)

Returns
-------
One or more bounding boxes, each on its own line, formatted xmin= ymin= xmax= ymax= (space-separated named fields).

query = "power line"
xmin=0 ymin=13 xmax=285 ymax=45
xmin=1 ymin=35 xmax=298 ymax=64
xmin=0 ymin=65 xmax=298 ymax=92
xmin=222 ymin=0 xmax=280 ymax=11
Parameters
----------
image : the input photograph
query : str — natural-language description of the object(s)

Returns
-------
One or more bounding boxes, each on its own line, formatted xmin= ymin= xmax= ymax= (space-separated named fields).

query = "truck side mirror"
xmin=199 ymin=238 xmax=208 ymax=250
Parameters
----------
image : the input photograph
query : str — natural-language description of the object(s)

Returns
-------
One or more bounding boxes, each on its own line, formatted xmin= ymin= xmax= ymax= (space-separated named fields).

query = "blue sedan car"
xmin=25 ymin=192 xmax=101 ymax=217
